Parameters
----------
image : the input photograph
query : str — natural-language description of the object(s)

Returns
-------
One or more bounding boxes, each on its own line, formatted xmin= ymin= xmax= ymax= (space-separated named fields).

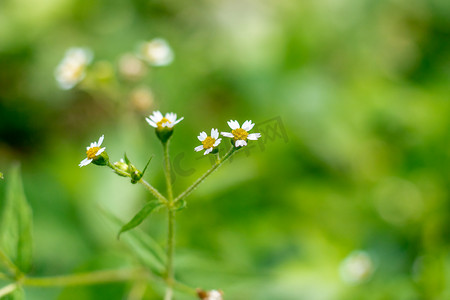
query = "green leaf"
xmin=100 ymin=207 xmax=167 ymax=276
xmin=123 ymin=152 xmax=131 ymax=165
xmin=141 ymin=156 xmax=153 ymax=177
xmin=117 ymin=200 xmax=163 ymax=239
xmin=0 ymin=164 xmax=33 ymax=273
xmin=174 ymin=199 xmax=187 ymax=212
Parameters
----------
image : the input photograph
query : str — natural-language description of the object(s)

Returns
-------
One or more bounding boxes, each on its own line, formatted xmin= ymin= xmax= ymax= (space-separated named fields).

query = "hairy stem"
xmin=174 ymin=147 xmax=236 ymax=203
xmin=139 ymin=179 xmax=168 ymax=204
xmin=165 ymin=209 xmax=175 ymax=300
xmin=163 ymin=141 xmax=174 ymax=202
xmin=162 ymin=140 xmax=175 ymax=300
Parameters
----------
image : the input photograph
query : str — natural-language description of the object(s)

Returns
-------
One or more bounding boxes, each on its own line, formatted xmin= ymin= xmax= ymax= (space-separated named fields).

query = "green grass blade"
xmin=0 ymin=164 xmax=33 ymax=273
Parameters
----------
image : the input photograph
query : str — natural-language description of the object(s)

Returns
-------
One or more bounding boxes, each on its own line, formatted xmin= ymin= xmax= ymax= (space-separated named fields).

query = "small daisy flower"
xmin=145 ymin=111 xmax=184 ymax=129
xmin=138 ymin=38 xmax=174 ymax=66
xmin=221 ymin=120 xmax=261 ymax=147
xmin=195 ymin=128 xmax=222 ymax=155
xmin=55 ymin=47 xmax=93 ymax=90
xmin=79 ymin=135 xmax=107 ymax=167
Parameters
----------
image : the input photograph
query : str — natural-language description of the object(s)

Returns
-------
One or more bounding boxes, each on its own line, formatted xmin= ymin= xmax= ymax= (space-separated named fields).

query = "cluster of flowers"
xmin=55 ymin=38 xmax=174 ymax=90
xmin=79 ymin=111 xmax=261 ymax=167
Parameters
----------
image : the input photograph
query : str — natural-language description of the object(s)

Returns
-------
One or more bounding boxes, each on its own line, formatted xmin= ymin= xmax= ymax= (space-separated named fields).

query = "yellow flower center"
xmin=86 ymin=147 xmax=101 ymax=159
xmin=157 ymin=117 xmax=171 ymax=128
xmin=232 ymin=128 xmax=248 ymax=141
xmin=202 ymin=136 xmax=216 ymax=149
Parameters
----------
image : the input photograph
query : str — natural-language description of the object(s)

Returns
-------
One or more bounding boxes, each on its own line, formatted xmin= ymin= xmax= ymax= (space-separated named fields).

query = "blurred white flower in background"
xmin=129 ymin=86 xmax=154 ymax=113
xmin=339 ymin=250 xmax=374 ymax=284
xmin=138 ymin=38 xmax=174 ymax=66
xmin=55 ymin=47 xmax=93 ymax=89
xmin=197 ymin=289 xmax=223 ymax=300
xmin=118 ymin=53 xmax=147 ymax=80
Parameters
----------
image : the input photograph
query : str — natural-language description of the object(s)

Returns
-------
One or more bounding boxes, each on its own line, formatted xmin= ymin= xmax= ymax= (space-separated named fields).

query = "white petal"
xmin=227 ymin=120 xmax=240 ymax=130
xmin=204 ymin=148 xmax=213 ymax=155
xmin=235 ymin=140 xmax=247 ymax=147
xmin=146 ymin=118 xmax=157 ymax=128
xmin=242 ymin=120 xmax=254 ymax=131
xmin=97 ymin=135 xmax=104 ymax=146
xmin=166 ymin=112 xmax=177 ymax=123
xmin=221 ymin=132 xmax=234 ymax=138
xmin=150 ymin=111 xmax=163 ymax=122
xmin=90 ymin=142 xmax=96 ymax=148
xmin=86 ymin=146 xmax=90 ymax=150
xmin=211 ymin=128 xmax=219 ymax=139
xmin=79 ymin=158 xmax=92 ymax=167
xmin=247 ymin=133 xmax=261 ymax=140
xmin=198 ymin=131 xmax=207 ymax=141
xmin=163 ymin=122 xmax=172 ymax=128
xmin=173 ymin=117 xmax=184 ymax=125
xmin=95 ymin=147 xmax=106 ymax=156
xmin=213 ymin=138 xmax=221 ymax=147
xmin=194 ymin=145 xmax=204 ymax=152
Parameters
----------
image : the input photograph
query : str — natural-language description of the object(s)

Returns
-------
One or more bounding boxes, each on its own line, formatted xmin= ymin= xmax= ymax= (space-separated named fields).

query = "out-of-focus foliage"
xmin=0 ymin=0 xmax=449 ymax=299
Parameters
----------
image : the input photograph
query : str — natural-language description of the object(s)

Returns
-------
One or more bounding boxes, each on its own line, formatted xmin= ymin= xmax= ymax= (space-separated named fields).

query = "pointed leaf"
xmin=0 ymin=164 xmax=33 ymax=273
xmin=118 ymin=200 xmax=163 ymax=239
xmin=141 ymin=156 xmax=153 ymax=177
xmin=124 ymin=152 xmax=131 ymax=165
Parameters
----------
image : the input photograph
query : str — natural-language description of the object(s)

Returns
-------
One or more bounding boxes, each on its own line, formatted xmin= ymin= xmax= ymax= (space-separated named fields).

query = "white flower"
xmin=207 ymin=290 xmax=223 ymax=300
xmin=197 ymin=289 xmax=223 ymax=300
xmin=339 ymin=250 xmax=374 ymax=285
xmin=145 ymin=111 xmax=184 ymax=129
xmin=138 ymin=38 xmax=174 ymax=66
xmin=195 ymin=129 xmax=222 ymax=155
xmin=55 ymin=47 xmax=93 ymax=90
xmin=79 ymin=135 xmax=106 ymax=167
xmin=221 ymin=120 xmax=261 ymax=147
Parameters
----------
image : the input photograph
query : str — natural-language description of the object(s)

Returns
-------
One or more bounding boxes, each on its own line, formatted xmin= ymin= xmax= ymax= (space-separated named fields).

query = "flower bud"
xmin=113 ymin=159 xmax=129 ymax=177
xmin=129 ymin=164 xmax=144 ymax=184
xmin=156 ymin=127 xmax=173 ymax=144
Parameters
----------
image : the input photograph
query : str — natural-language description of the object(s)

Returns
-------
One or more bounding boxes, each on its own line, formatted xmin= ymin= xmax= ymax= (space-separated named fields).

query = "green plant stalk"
xmin=162 ymin=140 xmax=175 ymax=300
xmin=174 ymin=146 xmax=237 ymax=203
xmin=139 ymin=178 xmax=168 ymax=204
xmin=22 ymin=268 xmax=147 ymax=287
xmin=165 ymin=208 xmax=175 ymax=300
xmin=163 ymin=141 xmax=174 ymax=202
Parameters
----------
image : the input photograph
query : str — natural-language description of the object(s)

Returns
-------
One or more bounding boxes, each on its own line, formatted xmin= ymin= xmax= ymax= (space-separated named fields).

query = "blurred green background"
xmin=1 ymin=0 xmax=450 ymax=299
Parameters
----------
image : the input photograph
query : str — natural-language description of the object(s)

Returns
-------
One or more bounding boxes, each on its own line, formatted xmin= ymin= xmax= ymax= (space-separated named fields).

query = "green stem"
xmin=22 ymin=268 xmax=147 ymax=287
xmin=0 ymin=283 xmax=17 ymax=298
xmin=163 ymin=141 xmax=174 ymax=202
xmin=165 ymin=209 xmax=175 ymax=300
xmin=174 ymin=147 xmax=236 ymax=203
xmin=162 ymin=140 xmax=175 ymax=300
xmin=139 ymin=179 xmax=168 ymax=204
